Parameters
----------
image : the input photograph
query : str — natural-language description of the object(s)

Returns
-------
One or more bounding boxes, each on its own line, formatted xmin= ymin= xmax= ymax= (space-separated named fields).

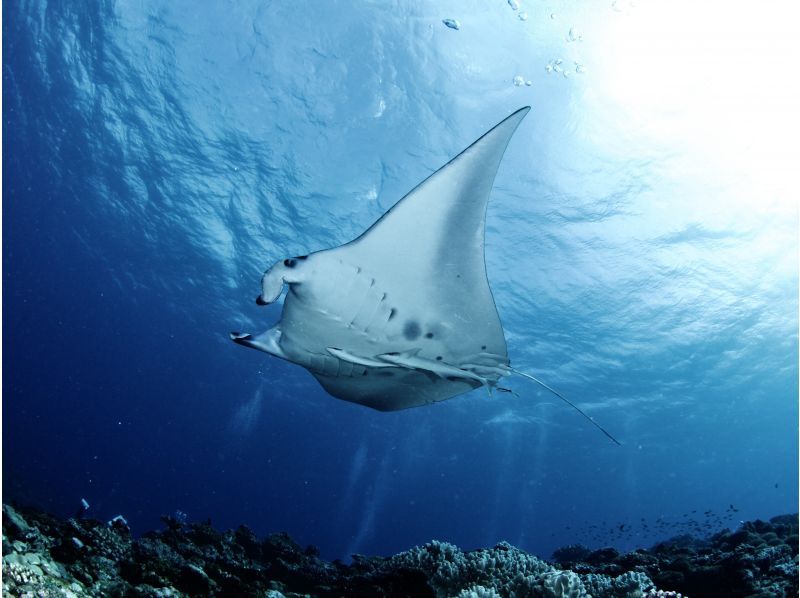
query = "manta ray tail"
xmin=508 ymin=367 xmax=622 ymax=446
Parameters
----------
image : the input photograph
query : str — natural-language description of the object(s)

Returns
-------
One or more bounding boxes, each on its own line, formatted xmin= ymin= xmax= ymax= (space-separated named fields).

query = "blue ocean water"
xmin=3 ymin=0 xmax=797 ymax=562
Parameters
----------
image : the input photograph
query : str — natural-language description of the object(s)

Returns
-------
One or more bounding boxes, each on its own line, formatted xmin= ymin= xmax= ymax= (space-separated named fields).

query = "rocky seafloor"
xmin=1 ymin=503 xmax=796 ymax=597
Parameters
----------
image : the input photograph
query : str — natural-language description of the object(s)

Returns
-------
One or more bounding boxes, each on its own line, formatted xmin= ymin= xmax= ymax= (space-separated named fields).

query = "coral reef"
xmin=1 ymin=503 xmax=796 ymax=597
xmin=552 ymin=514 xmax=798 ymax=597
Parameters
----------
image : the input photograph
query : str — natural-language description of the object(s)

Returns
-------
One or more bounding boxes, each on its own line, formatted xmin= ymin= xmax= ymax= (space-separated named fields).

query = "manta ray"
xmin=232 ymin=107 xmax=619 ymax=445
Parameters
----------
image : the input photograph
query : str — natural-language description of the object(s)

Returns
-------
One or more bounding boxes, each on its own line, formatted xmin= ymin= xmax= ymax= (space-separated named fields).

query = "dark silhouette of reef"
xmin=1 ymin=503 xmax=796 ymax=597
xmin=551 ymin=514 xmax=798 ymax=597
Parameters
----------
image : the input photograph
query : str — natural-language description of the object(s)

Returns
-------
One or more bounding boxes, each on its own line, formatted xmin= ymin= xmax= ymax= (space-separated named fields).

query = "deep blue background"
xmin=4 ymin=0 xmax=798 ymax=560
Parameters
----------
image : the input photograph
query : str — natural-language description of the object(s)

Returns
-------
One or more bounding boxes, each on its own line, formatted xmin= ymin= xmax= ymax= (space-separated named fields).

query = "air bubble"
xmin=508 ymin=0 xmax=520 ymax=10
xmin=575 ymin=63 xmax=587 ymax=74
xmin=513 ymin=75 xmax=525 ymax=86
xmin=442 ymin=18 xmax=460 ymax=30
xmin=518 ymin=11 xmax=528 ymax=21
xmin=567 ymin=27 xmax=583 ymax=42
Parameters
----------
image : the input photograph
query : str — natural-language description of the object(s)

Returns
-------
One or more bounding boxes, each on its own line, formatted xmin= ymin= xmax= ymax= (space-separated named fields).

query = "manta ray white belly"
xmin=235 ymin=251 xmax=508 ymax=411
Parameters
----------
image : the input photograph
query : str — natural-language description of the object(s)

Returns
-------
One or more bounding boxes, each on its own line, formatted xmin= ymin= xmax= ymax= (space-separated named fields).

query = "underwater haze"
xmin=4 ymin=0 xmax=798 ymax=561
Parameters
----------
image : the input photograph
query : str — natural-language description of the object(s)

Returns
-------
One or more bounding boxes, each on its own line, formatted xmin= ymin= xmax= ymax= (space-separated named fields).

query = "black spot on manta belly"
xmin=425 ymin=332 xmax=434 ymax=339
xmin=436 ymin=356 xmax=443 ymax=361
xmin=403 ymin=321 xmax=421 ymax=340
xmin=481 ymin=345 xmax=487 ymax=350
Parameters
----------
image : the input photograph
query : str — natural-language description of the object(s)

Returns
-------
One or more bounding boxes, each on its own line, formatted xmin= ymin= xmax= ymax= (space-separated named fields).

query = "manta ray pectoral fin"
xmin=229 ymin=327 xmax=287 ymax=359
xmin=326 ymin=347 xmax=393 ymax=368
xmin=257 ymin=257 xmax=308 ymax=305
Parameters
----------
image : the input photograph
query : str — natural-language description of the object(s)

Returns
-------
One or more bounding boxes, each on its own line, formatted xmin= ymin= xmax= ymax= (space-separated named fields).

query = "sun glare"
xmin=592 ymin=0 xmax=799 ymax=217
